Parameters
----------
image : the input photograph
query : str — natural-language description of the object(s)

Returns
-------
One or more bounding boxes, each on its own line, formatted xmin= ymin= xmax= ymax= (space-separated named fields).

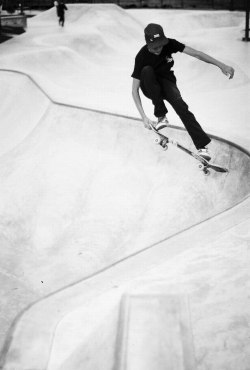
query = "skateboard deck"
xmin=149 ymin=123 xmax=228 ymax=176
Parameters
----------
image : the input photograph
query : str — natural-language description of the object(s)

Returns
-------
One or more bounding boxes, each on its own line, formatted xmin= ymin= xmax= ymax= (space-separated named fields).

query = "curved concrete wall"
xmin=0 ymin=81 xmax=250 ymax=368
xmin=0 ymin=71 xmax=50 ymax=157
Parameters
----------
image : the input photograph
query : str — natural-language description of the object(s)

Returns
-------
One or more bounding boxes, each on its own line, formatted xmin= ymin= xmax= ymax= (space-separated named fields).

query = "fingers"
xmin=145 ymin=123 xmax=151 ymax=130
xmin=225 ymin=67 xmax=234 ymax=79
xmin=229 ymin=68 xmax=235 ymax=79
xmin=143 ymin=118 xmax=153 ymax=130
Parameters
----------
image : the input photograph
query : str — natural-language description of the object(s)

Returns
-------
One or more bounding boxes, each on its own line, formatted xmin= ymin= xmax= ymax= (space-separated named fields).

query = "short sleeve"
xmin=170 ymin=39 xmax=185 ymax=53
xmin=131 ymin=54 xmax=143 ymax=79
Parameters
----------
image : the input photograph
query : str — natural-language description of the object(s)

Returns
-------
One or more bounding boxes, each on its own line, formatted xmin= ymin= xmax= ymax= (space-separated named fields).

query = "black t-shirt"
xmin=131 ymin=38 xmax=185 ymax=80
xmin=57 ymin=3 xmax=67 ymax=16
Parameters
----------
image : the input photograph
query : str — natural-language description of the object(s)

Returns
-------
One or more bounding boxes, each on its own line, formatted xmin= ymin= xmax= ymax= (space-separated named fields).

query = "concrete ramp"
xmin=0 ymin=72 xmax=250 ymax=361
xmin=0 ymin=71 xmax=50 ymax=157
xmin=0 ymin=98 xmax=250 ymax=297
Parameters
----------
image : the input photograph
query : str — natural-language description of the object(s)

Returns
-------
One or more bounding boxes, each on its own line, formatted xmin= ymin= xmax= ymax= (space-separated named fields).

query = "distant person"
xmin=56 ymin=0 xmax=67 ymax=27
xmin=131 ymin=23 xmax=234 ymax=161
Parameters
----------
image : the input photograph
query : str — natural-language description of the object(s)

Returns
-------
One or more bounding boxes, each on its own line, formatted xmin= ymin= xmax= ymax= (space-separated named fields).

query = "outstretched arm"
xmin=132 ymin=78 xmax=154 ymax=130
xmin=183 ymin=46 xmax=234 ymax=79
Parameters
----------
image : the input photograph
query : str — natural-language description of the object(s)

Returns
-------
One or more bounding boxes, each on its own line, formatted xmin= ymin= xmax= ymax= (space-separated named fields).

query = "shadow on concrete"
xmin=0 ymin=32 xmax=12 ymax=43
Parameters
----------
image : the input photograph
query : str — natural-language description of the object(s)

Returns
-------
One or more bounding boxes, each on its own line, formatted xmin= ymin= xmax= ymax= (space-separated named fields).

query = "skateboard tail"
xmin=193 ymin=153 xmax=229 ymax=173
xmin=150 ymin=124 xmax=229 ymax=174
xmin=210 ymin=165 xmax=228 ymax=173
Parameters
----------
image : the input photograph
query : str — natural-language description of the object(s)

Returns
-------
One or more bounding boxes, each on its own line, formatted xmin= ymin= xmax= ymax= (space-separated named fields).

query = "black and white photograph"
xmin=0 ymin=0 xmax=249 ymax=369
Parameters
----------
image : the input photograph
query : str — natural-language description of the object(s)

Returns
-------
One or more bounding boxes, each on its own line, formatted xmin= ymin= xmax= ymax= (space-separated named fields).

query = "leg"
xmin=160 ymin=78 xmax=211 ymax=149
xmin=140 ymin=66 xmax=168 ymax=118
xmin=59 ymin=14 xmax=64 ymax=26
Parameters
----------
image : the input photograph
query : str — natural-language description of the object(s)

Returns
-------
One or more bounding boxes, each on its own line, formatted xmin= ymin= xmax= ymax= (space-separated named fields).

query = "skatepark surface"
xmin=0 ymin=5 xmax=250 ymax=370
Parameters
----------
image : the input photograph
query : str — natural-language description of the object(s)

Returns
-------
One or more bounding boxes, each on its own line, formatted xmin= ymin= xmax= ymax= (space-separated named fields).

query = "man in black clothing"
xmin=131 ymin=23 xmax=234 ymax=161
xmin=57 ymin=0 xmax=67 ymax=27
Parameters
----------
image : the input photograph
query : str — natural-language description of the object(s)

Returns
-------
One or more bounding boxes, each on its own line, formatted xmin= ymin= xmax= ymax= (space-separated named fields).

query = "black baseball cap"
xmin=144 ymin=23 xmax=168 ymax=48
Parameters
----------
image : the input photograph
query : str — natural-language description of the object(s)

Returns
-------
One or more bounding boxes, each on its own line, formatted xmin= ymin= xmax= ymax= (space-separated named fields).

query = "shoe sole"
xmin=199 ymin=155 xmax=211 ymax=162
xmin=155 ymin=123 xmax=168 ymax=131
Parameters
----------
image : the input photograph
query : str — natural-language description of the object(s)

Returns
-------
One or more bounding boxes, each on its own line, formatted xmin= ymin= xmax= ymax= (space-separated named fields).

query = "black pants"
xmin=140 ymin=66 xmax=211 ymax=149
xmin=59 ymin=14 xmax=65 ymax=26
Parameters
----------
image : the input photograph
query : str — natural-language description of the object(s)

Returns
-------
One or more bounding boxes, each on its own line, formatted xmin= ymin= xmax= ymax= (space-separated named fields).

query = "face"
xmin=147 ymin=44 xmax=163 ymax=55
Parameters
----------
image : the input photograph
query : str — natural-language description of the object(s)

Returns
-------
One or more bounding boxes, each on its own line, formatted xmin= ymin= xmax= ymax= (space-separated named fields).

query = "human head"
xmin=144 ymin=23 xmax=168 ymax=49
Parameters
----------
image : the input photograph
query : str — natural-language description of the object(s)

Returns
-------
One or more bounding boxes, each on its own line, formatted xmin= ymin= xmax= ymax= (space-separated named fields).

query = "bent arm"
xmin=132 ymin=78 xmax=153 ymax=129
xmin=132 ymin=78 xmax=146 ymax=120
xmin=183 ymin=46 xmax=234 ymax=79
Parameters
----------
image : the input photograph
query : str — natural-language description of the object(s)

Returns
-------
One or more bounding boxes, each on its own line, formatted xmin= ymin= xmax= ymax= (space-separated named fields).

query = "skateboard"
xmin=149 ymin=123 xmax=228 ymax=176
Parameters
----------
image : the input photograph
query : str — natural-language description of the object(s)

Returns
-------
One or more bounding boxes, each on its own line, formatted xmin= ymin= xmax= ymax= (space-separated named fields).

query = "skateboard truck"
xmin=154 ymin=135 xmax=178 ymax=151
xmin=154 ymin=136 xmax=168 ymax=150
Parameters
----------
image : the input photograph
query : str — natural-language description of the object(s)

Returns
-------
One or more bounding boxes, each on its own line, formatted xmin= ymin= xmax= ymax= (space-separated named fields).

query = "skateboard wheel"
xmin=198 ymin=164 xmax=204 ymax=170
xmin=155 ymin=138 xmax=160 ymax=145
xmin=162 ymin=144 xmax=168 ymax=151
xmin=204 ymin=170 xmax=210 ymax=176
xmin=161 ymin=139 xmax=168 ymax=147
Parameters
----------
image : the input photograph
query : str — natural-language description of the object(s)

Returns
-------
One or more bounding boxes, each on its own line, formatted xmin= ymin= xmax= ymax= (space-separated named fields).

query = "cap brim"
xmin=147 ymin=36 xmax=168 ymax=48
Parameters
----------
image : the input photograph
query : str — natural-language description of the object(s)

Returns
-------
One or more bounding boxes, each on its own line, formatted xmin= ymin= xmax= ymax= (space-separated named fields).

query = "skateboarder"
xmin=131 ymin=23 xmax=234 ymax=161
xmin=56 ymin=0 xmax=67 ymax=27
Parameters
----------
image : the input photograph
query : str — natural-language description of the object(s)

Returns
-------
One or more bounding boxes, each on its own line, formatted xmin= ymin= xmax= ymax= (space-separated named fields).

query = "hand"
xmin=143 ymin=116 xmax=154 ymax=130
xmin=221 ymin=65 xmax=235 ymax=79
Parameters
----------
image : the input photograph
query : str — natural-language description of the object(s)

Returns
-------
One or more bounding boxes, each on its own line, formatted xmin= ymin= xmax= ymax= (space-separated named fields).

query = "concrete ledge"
xmin=115 ymin=294 xmax=195 ymax=370
xmin=0 ymin=15 xmax=27 ymax=31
